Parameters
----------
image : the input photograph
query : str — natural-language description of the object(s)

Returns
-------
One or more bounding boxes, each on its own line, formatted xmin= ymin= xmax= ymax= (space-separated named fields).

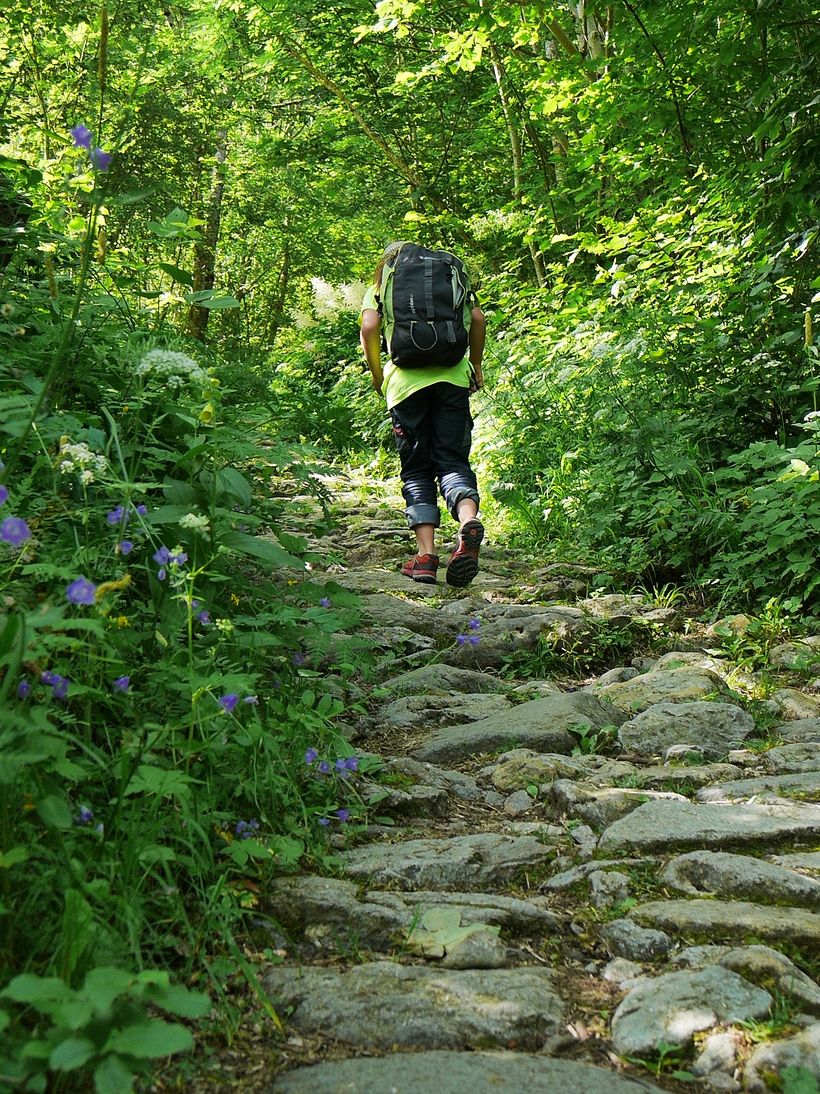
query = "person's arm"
xmin=468 ymin=306 xmax=486 ymax=388
xmin=360 ymin=308 xmax=384 ymax=396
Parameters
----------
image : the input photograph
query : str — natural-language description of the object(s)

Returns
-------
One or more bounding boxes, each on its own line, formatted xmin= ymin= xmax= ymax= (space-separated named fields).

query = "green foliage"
xmin=567 ymin=722 xmax=619 ymax=757
xmin=0 ymin=115 xmax=376 ymax=1092
xmin=623 ymin=1039 xmax=697 ymax=1082
xmin=0 ymin=967 xmax=209 ymax=1093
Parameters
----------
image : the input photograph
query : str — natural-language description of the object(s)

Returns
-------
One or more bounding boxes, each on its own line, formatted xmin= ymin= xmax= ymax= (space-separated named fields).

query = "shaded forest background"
xmin=0 ymin=0 xmax=818 ymax=1088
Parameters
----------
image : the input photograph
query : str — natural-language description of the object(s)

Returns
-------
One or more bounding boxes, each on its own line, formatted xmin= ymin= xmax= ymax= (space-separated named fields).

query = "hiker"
xmin=359 ymin=241 xmax=486 ymax=587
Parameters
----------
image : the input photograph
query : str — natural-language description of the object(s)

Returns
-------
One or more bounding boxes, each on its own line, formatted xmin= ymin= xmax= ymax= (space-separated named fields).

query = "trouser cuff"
xmin=406 ymin=503 xmax=441 ymax=529
xmin=445 ymin=488 xmax=480 ymax=521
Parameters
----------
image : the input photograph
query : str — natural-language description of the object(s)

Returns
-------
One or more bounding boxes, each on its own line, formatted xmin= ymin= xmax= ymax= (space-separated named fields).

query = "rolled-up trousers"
xmin=389 ymin=382 xmax=480 ymax=529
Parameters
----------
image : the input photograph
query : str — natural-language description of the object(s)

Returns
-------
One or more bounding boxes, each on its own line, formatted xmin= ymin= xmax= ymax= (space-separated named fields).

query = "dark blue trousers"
xmin=390 ymin=382 xmax=480 ymax=529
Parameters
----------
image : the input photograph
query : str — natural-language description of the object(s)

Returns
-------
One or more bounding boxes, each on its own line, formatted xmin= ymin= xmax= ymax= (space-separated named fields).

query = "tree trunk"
xmin=187 ymin=129 xmax=228 ymax=341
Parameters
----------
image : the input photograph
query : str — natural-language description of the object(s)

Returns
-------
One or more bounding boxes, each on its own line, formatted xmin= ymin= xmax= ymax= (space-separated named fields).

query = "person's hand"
xmin=468 ymin=369 xmax=483 ymax=395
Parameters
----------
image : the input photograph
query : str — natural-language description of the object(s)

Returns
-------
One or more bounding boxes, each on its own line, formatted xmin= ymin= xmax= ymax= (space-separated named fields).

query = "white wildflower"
xmin=290 ymin=307 xmax=315 ymax=330
xmin=339 ymin=281 xmax=368 ymax=310
xmin=1 ymin=302 xmax=14 ymax=318
xmin=179 ymin=512 xmax=210 ymax=533
xmin=58 ymin=441 xmax=109 ymax=476
xmin=136 ymin=348 xmax=206 ymax=386
xmin=311 ymin=277 xmax=340 ymax=319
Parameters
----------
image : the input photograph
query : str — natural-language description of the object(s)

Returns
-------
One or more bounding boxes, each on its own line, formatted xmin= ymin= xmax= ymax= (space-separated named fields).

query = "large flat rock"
xmin=268 ymin=875 xmax=557 ymax=950
xmin=696 ymin=771 xmax=820 ymax=802
xmin=630 ymin=898 xmax=820 ymax=951
xmin=674 ymin=944 xmax=820 ymax=1015
xmin=336 ymin=831 xmax=559 ymax=891
xmin=661 ymin=850 xmax=820 ymax=909
xmin=490 ymin=750 xmax=635 ymax=792
xmin=380 ymin=692 xmax=514 ymax=729
xmin=598 ymin=798 xmax=820 ymax=854
xmin=597 ymin=671 xmax=725 ymax=714
xmin=273 ymin=1052 xmax=664 ymax=1093
xmin=778 ymin=718 xmax=820 ymax=743
xmin=440 ymin=604 xmax=591 ymax=670
xmin=382 ymin=664 xmax=508 ymax=696
xmin=618 ymin=701 xmax=754 ymax=758
xmin=263 ymin=963 xmax=565 ymax=1050
xmin=414 ymin=691 xmax=623 ymax=764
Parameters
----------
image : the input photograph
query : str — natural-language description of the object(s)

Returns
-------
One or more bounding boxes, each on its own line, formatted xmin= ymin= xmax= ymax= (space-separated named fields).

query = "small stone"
xmin=504 ymin=789 xmax=537 ymax=816
xmin=602 ymin=957 xmax=644 ymax=984
xmin=691 ymin=1030 xmax=742 ymax=1079
xmin=588 ymin=870 xmax=630 ymax=910
xmin=440 ymin=929 xmax=510 ymax=969
xmin=601 ymin=919 xmax=672 ymax=962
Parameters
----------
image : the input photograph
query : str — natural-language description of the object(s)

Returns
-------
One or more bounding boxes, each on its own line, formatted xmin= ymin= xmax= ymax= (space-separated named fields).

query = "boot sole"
xmin=446 ymin=520 xmax=484 ymax=588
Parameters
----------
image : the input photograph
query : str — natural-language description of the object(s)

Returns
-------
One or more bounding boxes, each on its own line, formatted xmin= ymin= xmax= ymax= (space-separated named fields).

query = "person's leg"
xmin=390 ymin=389 xmax=441 ymax=582
xmin=427 ymin=383 xmax=484 ymax=586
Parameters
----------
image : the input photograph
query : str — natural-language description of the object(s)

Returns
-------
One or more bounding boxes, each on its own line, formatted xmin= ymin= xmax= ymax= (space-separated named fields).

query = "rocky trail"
xmin=250 ymin=469 xmax=820 ymax=1092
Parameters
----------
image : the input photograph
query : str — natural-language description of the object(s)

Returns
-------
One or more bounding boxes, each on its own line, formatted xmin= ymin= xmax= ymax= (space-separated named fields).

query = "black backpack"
xmin=378 ymin=243 xmax=471 ymax=368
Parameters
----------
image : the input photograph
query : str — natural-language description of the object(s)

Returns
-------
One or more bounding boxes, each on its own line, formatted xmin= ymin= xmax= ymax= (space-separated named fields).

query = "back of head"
xmin=374 ymin=240 xmax=412 ymax=284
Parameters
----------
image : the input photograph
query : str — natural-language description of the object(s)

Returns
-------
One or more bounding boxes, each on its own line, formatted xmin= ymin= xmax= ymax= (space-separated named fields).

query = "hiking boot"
xmin=446 ymin=519 xmax=484 ymax=588
xmin=401 ymin=553 xmax=440 ymax=584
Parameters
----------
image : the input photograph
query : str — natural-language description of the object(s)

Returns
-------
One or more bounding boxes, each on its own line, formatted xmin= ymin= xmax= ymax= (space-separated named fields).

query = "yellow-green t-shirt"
xmin=360 ymin=283 xmax=472 ymax=410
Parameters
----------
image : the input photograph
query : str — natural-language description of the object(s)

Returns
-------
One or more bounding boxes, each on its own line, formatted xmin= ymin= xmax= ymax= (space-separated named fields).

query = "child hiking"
xmin=359 ymin=241 xmax=487 ymax=587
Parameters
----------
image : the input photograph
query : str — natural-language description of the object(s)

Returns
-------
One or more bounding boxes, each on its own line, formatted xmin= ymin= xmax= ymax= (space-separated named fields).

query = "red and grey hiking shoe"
xmin=401 ymin=553 xmax=440 ymax=584
xmin=446 ymin=519 xmax=484 ymax=588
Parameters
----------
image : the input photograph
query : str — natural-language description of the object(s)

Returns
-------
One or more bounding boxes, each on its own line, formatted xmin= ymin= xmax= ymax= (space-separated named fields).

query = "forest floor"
xmin=173 ymin=464 xmax=820 ymax=1093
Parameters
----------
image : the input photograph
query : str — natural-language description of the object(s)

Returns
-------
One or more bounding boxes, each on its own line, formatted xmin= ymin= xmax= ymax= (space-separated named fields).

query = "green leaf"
xmin=50 ymin=1037 xmax=96 ymax=1071
xmin=83 ymin=967 xmax=135 ymax=1013
xmin=148 ymin=504 xmax=199 ymax=525
xmin=125 ymin=765 xmax=194 ymax=799
xmin=221 ymin=530 xmax=304 ymax=569
xmin=146 ymin=984 xmax=210 ymax=1019
xmin=106 ymin=1020 xmax=193 ymax=1058
xmin=110 ymin=188 xmax=154 ymax=206
xmin=94 ymin=1053 xmax=135 ymax=1094
xmin=184 ymin=289 xmax=240 ymax=309
xmin=215 ymin=467 xmax=253 ymax=506
xmin=1 ymin=973 xmax=71 ymax=1006
xmin=36 ymin=793 xmax=73 ymax=829
xmin=157 ymin=262 xmax=194 ymax=287
xmin=0 ymin=846 xmax=29 ymax=868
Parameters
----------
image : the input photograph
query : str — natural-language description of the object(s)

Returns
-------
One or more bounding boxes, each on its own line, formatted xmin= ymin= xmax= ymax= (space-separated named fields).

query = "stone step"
xmin=262 ymin=963 xmax=564 ymax=1051
xmin=273 ymin=1052 xmax=664 ymax=1092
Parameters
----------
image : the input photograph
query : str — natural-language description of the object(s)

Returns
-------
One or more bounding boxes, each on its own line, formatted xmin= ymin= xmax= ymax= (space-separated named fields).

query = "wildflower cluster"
xmin=107 ymin=501 xmax=148 ymax=555
xmin=305 ymin=748 xmax=359 ymax=777
xmin=0 ymin=478 xmax=31 ymax=547
xmin=217 ymin=692 xmax=258 ymax=713
xmin=1 ymin=515 xmax=30 ymax=547
xmin=66 ymin=576 xmax=97 ymax=605
xmin=153 ymin=545 xmax=187 ymax=581
xmin=179 ymin=512 xmax=210 ymax=534
xmin=456 ymin=617 xmax=481 ymax=647
xmin=191 ymin=599 xmax=211 ymax=625
xmin=70 ymin=124 xmax=112 ymax=172
xmin=304 ymin=748 xmax=359 ymax=826
xmin=234 ymin=819 xmax=260 ymax=840
xmin=58 ymin=440 xmax=109 ymax=484
xmin=41 ymin=670 xmax=70 ymax=701
xmin=135 ymin=349 xmax=207 ymax=389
